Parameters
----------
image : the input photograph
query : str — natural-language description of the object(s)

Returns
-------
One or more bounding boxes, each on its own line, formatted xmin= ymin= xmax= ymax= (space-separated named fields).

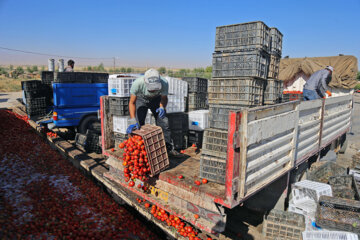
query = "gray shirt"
xmin=303 ymin=69 xmax=331 ymax=97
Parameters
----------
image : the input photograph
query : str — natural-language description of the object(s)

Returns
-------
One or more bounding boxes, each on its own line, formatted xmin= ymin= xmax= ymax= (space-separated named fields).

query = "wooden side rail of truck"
xmin=100 ymin=94 xmax=353 ymax=235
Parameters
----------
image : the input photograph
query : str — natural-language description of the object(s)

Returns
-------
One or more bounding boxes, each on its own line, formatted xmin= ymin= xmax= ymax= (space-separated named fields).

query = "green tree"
xmin=13 ymin=66 xmax=24 ymax=78
xmin=158 ymin=67 xmax=166 ymax=74
xmin=0 ymin=66 xmax=8 ymax=75
xmin=87 ymin=66 xmax=92 ymax=71
xmin=178 ymin=69 xmax=187 ymax=77
xmin=27 ymin=66 xmax=33 ymax=73
xmin=167 ymin=70 xmax=173 ymax=76
xmin=357 ymin=71 xmax=360 ymax=80
xmin=9 ymin=65 xmax=13 ymax=71
xmin=205 ymin=66 xmax=212 ymax=73
xmin=32 ymin=65 xmax=38 ymax=72
xmin=126 ymin=68 xmax=133 ymax=73
xmin=41 ymin=66 xmax=45 ymax=72
xmin=97 ymin=63 xmax=105 ymax=72
xmin=120 ymin=67 xmax=126 ymax=73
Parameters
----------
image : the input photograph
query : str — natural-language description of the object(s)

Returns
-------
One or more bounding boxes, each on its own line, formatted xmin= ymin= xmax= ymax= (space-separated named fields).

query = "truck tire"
xmin=78 ymin=115 xmax=101 ymax=134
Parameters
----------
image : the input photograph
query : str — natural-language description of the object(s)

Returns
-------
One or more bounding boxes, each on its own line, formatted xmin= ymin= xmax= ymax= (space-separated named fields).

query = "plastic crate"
xmin=85 ymin=130 xmax=102 ymax=153
xmin=215 ymin=21 xmax=271 ymax=53
xmin=199 ymin=154 xmax=226 ymax=184
xmin=307 ymin=162 xmax=347 ymax=183
xmin=167 ymin=112 xmax=189 ymax=131
xmin=187 ymin=93 xmax=208 ymax=111
xmin=329 ymin=175 xmax=360 ymax=200
xmin=26 ymin=107 xmax=47 ymax=117
xmin=182 ymin=77 xmax=208 ymax=93
xmin=264 ymin=78 xmax=283 ymax=104
xmin=202 ymin=128 xmax=228 ymax=158
xmin=282 ymin=92 xmax=304 ymax=102
xmin=24 ymin=84 xmax=52 ymax=99
xmin=188 ymin=110 xmax=209 ymax=131
xmin=262 ymin=209 xmax=305 ymax=240
xmin=267 ymin=54 xmax=281 ymax=79
xmin=108 ymin=77 xmax=136 ymax=97
xmin=212 ymin=50 xmax=270 ymax=79
xmin=270 ymin=27 xmax=283 ymax=56
xmin=113 ymin=115 xmax=132 ymax=134
xmin=167 ymin=95 xmax=186 ymax=113
xmin=26 ymin=96 xmax=47 ymax=109
xmin=164 ymin=76 xmax=188 ymax=97
xmin=288 ymin=197 xmax=317 ymax=219
xmin=22 ymin=80 xmax=42 ymax=91
xmin=208 ymin=104 xmax=246 ymax=130
xmin=208 ymin=77 xmax=265 ymax=106
xmin=75 ymin=133 xmax=87 ymax=151
xmin=170 ymin=130 xmax=188 ymax=150
xmin=132 ymin=125 xmax=169 ymax=177
xmin=109 ymin=97 xmax=130 ymax=116
xmin=292 ymin=180 xmax=332 ymax=203
xmin=91 ymin=73 xmax=109 ymax=83
xmin=41 ymin=71 xmax=54 ymax=85
xmin=316 ymin=196 xmax=360 ymax=234
xmin=188 ymin=130 xmax=204 ymax=148
xmin=114 ymin=132 xmax=128 ymax=148
xmin=302 ymin=231 xmax=359 ymax=240
xmin=349 ymin=169 xmax=360 ymax=183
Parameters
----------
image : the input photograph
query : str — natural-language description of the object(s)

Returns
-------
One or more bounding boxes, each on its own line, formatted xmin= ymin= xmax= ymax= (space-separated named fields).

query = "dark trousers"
xmin=135 ymin=96 xmax=173 ymax=150
xmin=303 ymin=89 xmax=320 ymax=101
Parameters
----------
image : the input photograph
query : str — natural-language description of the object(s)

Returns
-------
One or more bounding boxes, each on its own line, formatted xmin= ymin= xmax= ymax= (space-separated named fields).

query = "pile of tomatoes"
xmin=119 ymin=135 xmax=151 ymax=187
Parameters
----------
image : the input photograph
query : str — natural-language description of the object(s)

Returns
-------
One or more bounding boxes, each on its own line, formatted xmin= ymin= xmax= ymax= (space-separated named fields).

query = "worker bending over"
xmin=126 ymin=68 xmax=179 ymax=156
xmin=303 ymin=66 xmax=333 ymax=100
xmin=64 ymin=60 xmax=75 ymax=72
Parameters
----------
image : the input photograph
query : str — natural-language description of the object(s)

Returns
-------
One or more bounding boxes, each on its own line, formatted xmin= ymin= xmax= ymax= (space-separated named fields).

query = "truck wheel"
xmin=78 ymin=115 xmax=101 ymax=134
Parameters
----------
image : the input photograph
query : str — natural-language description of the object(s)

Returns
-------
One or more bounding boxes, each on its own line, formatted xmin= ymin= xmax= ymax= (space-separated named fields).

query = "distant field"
xmin=0 ymin=77 xmax=23 ymax=92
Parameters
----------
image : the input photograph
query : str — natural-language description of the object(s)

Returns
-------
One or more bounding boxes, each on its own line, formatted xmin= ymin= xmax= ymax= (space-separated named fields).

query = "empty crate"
xmin=182 ymin=77 xmax=208 ymax=93
xmin=187 ymin=93 xmax=208 ymax=111
xmin=188 ymin=110 xmax=209 ymax=131
xmin=212 ymin=50 xmax=270 ymax=79
xmin=164 ymin=76 xmax=188 ymax=97
xmin=292 ymin=180 xmax=332 ymax=203
xmin=188 ymin=130 xmax=204 ymax=148
xmin=108 ymin=77 xmax=136 ymax=97
xmin=200 ymin=153 xmax=226 ymax=184
xmin=215 ymin=21 xmax=271 ymax=53
xmin=167 ymin=95 xmax=186 ymax=113
xmin=208 ymin=77 xmax=265 ymax=106
xmin=170 ymin=130 xmax=188 ymax=150
xmin=209 ymin=104 xmax=246 ymax=130
xmin=167 ymin=112 xmax=189 ymax=131
xmin=267 ymin=54 xmax=281 ymax=79
xmin=113 ymin=115 xmax=132 ymax=134
xmin=109 ymin=97 xmax=130 ymax=116
xmin=202 ymin=128 xmax=228 ymax=158
xmin=264 ymin=78 xmax=283 ymax=104
xmin=270 ymin=27 xmax=283 ymax=56
xmin=41 ymin=71 xmax=54 ymax=85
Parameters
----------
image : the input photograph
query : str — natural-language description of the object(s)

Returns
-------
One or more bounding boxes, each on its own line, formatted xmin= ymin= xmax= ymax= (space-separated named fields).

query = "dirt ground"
xmin=0 ymin=92 xmax=22 ymax=109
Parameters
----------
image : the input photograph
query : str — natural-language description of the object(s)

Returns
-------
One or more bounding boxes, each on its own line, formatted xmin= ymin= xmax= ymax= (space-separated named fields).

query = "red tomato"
xmin=192 ymin=144 xmax=196 ymax=147
xmin=119 ymin=143 xmax=125 ymax=148
xmin=202 ymin=178 xmax=208 ymax=184
xmin=129 ymin=181 xmax=135 ymax=187
xmin=194 ymin=214 xmax=199 ymax=219
xmin=178 ymin=175 xmax=184 ymax=179
xmin=144 ymin=203 xmax=150 ymax=208
xmin=194 ymin=180 xmax=201 ymax=186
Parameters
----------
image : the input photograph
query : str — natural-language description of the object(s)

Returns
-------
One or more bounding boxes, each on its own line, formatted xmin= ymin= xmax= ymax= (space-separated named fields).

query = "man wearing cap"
xmin=303 ymin=66 xmax=333 ymax=100
xmin=126 ymin=68 xmax=179 ymax=156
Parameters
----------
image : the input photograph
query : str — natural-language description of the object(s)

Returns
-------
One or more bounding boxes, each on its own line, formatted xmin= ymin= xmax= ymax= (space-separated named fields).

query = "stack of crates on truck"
xmin=167 ymin=112 xmax=189 ymax=150
xmin=202 ymin=21 xmax=273 ymax=183
xmin=163 ymin=76 xmax=188 ymax=113
xmin=182 ymin=77 xmax=208 ymax=111
xmin=108 ymin=74 xmax=151 ymax=149
xmin=22 ymin=80 xmax=52 ymax=117
xmin=264 ymin=27 xmax=283 ymax=104
xmin=187 ymin=110 xmax=209 ymax=148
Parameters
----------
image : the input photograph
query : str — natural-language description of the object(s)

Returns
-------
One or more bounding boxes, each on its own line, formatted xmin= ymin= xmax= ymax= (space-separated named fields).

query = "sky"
xmin=0 ymin=0 xmax=359 ymax=69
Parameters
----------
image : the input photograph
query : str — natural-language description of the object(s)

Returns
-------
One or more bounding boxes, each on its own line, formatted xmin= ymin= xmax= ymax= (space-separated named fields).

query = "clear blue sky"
xmin=0 ymin=0 xmax=359 ymax=69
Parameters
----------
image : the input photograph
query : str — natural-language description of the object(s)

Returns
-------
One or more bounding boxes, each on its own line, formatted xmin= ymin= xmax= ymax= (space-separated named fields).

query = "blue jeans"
xmin=303 ymin=89 xmax=320 ymax=101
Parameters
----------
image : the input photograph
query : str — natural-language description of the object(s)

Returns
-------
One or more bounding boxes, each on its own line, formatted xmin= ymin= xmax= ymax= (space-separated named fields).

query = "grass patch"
xmin=0 ymin=77 xmax=27 ymax=92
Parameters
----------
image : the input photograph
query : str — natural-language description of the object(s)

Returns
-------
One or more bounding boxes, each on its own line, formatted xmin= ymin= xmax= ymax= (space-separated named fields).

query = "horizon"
xmin=0 ymin=0 xmax=359 ymax=69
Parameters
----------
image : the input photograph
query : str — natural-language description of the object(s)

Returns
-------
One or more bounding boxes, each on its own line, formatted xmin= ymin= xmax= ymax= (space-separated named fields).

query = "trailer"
xmin=100 ymin=94 xmax=353 ymax=236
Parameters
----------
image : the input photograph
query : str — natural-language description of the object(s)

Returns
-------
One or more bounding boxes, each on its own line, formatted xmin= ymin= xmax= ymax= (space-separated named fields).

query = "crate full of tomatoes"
xmin=118 ymin=125 xmax=169 ymax=179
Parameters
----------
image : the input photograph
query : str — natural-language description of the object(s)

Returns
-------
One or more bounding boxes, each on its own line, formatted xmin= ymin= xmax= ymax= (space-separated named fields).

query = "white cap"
xmin=144 ymin=68 xmax=161 ymax=91
xmin=326 ymin=66 xmax=334 ymax=72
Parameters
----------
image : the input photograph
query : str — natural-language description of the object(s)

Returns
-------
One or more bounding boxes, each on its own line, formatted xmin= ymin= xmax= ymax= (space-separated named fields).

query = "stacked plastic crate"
xmin=264 ymin=28 xmax=284 ymax=104
xmin=163 ymin=76 xmax=188 ymax=113
xmin=22 ymin=80 xmax=52 ymax=117
xmin=109 ymin=74 xmax=137 ymax=146
xmin=200 ymin=21 xmax=273 ymax=184
xmin=182 ymin=77 xmax=208 ymax=111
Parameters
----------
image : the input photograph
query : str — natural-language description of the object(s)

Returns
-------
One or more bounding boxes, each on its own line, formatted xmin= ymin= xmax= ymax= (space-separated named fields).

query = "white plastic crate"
xmin=349 ymin=169 xmax=360 ymax=183
xmin=113 ymin=115 xmax=132 ymax=134
xmin=164 ymin=76 xmax=188 ymax=97
xmin=108 ymin=76 xmax=136 ymax=97
xmin=292 ymin=180 xmax=332 ymax=203
xmin=167 ymin=95 xmax=186 ymax=113
xmin=288 ymin=197 xmax=317 ymax=219
xmin=302 ymin=231 xmax=358 ymax=240
xmin=188 ymin=110 xmax=209 ymax=131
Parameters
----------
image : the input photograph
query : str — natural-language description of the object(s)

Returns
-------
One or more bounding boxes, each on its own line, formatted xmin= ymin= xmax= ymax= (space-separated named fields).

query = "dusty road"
xmin=0 ymin=92 xmax=22 ymax=109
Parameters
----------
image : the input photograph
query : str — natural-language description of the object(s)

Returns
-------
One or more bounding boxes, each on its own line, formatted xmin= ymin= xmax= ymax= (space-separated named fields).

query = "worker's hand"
xmin=156 ymin=107 xmax=166 ymax=119
xmin=126 ymin=118 xmax=139 ymax=134
xmin=326 ymin=90 xmax=332 ymax=97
